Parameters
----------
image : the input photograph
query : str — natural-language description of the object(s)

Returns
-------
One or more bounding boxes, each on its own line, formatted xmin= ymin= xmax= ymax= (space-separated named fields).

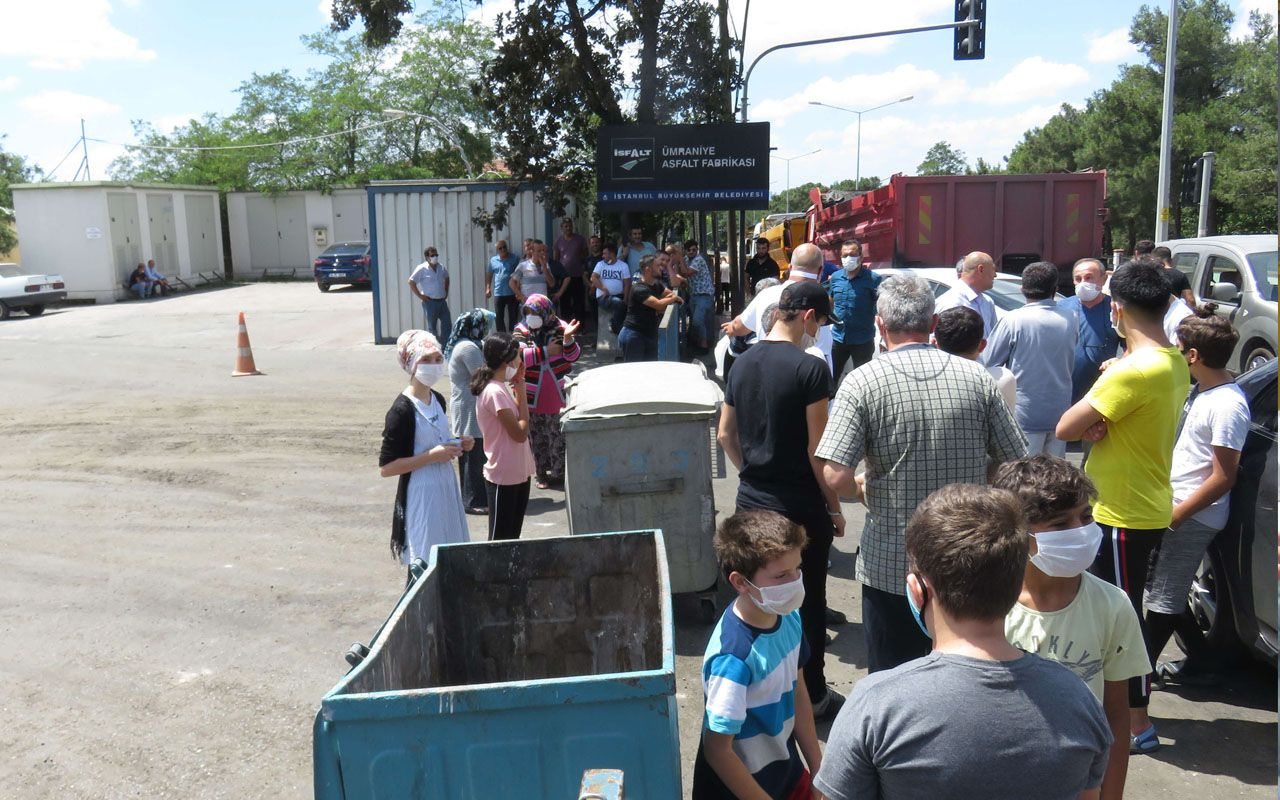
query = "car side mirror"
xmin=1211 ymin=281 xmax=1240 ymax=303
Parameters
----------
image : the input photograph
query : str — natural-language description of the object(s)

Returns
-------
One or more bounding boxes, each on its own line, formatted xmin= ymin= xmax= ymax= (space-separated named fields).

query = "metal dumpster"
xmin=313 ymin=530 xmax=680 ymax=800
xmin=561 ymin=362 xmax=723 ymax=601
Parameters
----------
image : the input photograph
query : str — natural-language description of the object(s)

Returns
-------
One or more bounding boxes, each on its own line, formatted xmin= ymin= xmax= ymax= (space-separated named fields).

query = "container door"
xmin=107 ymin=192 xmax=142 ymax=282
xmin=1001 ymin=181 xmax=1047 ymax=265
xmin=1049 ymin=177 xmax=1103 ymax=268
xmin=901 ymin=182 xmax=947 ymax=266
xmin=274 ymin=195 xmax=310 ymax=271
xmin=246 ymin=194 xmax=281 ymax=270
xmin=332 ymin=191 xmax=368 ymax=242
xmin=184 ymin=195 xmax=219 ymax=276
xmin=146 ymin=193 xmax=179 ymax=275
xmin=953 ymin=181 xmax=998 ymax=265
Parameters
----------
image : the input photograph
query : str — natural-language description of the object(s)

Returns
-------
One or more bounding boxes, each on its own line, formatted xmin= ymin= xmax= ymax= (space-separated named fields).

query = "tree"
xmin=0 ymin=137 xmax=41 ymax=254
xmin=916 ymin=141 xmax=968 ymax=176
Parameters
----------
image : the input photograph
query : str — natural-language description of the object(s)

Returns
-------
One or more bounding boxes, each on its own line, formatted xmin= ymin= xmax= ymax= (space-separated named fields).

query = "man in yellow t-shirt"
xmin=1057 ymin=257 xmax=1191 ymax=758
xmin=996 ymin=456 xmax=1149 ymax=800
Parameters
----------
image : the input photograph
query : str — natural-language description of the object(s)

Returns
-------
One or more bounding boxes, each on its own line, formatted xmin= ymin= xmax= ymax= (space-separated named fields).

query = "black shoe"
xmin=812 ymin=687 xmax=846 ymax=721
xmin=825 ymin=607 xmax=848 ymax=626
xmin=1157 ymin=659 xmax=1221 ymax=687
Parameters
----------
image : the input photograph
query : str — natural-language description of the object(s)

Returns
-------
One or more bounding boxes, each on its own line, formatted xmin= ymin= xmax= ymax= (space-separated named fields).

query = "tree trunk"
xmin=716 ymin=0 xmax=734 ymax=121
xmin=634 ymin=0 xmax=663 ymax=123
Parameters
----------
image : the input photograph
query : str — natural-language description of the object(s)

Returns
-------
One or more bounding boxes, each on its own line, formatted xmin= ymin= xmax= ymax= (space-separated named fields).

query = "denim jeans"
xmin=422 ymin=298 xmax=451 ymax=342
xmin=689 ymin=294 xmax=714 ymax=346
xmin=131 ymin=281 xmax=150 ymax=300
xmin=599 ymin=295 xmax=627 ymax=334
xmin=618 ymin=327 xmax=658 ymax=361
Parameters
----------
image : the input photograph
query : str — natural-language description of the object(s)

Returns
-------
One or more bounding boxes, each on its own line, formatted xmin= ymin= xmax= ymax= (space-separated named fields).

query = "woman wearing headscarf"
xmin=444 ymin=308 xmax=496 ymax=514
xmin=378 ymin=330 xmax=473 ymax=578
xmin=512 ymin=293 xmax=581 ymax=489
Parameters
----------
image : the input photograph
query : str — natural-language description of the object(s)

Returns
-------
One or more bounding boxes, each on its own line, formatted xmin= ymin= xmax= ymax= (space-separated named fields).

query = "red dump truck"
xmin=806 ymin=172 xmax=1108 ymax=288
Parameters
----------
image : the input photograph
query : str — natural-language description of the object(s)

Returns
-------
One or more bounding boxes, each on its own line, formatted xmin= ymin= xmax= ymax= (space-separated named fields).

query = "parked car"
xmin=0 ymin=262 xmax=66 ymax=319
xmin=1161 ymin=235 xmax=1277 ymax=372
xmin=1182 ymin=357 xmax=1277 ymax=667
xmin=313 ymin=241 xmax=371 ymax=292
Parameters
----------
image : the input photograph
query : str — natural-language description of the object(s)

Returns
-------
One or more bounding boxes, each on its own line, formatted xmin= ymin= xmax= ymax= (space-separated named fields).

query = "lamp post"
xmin=808 ymin=96 xmax=913 ymax=188
xmin=770 ymin=148 xmax=822 ymax=213
xmin=382 ymin=108 xmax=475 ymax=178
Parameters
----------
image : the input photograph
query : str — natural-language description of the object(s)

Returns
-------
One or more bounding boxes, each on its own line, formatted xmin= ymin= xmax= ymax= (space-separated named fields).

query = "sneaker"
xmin=1130 ymin=724 xmax=1160 ymax=754
xmin=825 ymin=607 xmax=848 ymax=626
xmin=812 ymin=687 xmax=846 ymax=721
xmin=1157 ymin=659 xmax=1221 ymax=687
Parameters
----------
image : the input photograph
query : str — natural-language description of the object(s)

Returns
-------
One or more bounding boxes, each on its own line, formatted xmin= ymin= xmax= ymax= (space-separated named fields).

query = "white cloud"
xmin=969 ymin=57 xmax=1090 ymax=105
xmin=1087 ymin=28 xmax=1136 ymax=63
xmin=733 ymin=0 xmax=952 ymax=63
xmin=1232 ymin=0 xmax=1275 ymax=39
xmin=20 ymin=90 xmax=121 ymax=124
xmin=4 ymin=0 xmax=156 ymax=70
xmin=0 ymin=76 xmax=19 ymax=91
xmin=750 ymin=63 xmax=965 ymax=127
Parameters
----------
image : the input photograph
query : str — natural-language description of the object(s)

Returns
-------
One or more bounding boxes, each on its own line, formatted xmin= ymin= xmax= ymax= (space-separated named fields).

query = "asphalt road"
xmin=0 ymin=282 xmax=1273 ymax=798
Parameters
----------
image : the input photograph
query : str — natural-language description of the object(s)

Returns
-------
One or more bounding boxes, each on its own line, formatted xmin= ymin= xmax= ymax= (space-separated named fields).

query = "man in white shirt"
xmin=721 ymin=243 xmax=835 ymax=373
xmin=936 ymin=251 xmax=998 ymax=337
xmin=590 ymin=242 xmax=631 ymax=350
xmin=408 ymin=246 xmax=450 ymax=342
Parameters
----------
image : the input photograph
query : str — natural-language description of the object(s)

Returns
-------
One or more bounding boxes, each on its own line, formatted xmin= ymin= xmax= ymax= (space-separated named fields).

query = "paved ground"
xmin=0 ymin=282 xmax=1273 ymax=798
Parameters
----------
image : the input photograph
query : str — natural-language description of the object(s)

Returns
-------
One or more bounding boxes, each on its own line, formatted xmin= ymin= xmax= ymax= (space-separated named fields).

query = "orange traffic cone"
xmin=231 ymin=311 xmax=264 ymax=376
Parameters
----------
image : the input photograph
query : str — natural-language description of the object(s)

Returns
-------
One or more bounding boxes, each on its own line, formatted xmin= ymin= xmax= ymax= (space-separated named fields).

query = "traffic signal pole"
xmin=1155 ymin=0 xmax=1179 ymax=242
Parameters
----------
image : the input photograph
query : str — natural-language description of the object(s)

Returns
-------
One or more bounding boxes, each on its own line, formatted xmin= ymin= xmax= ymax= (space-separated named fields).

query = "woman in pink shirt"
xmin=470 ymin=332 xmax=537 ymax=540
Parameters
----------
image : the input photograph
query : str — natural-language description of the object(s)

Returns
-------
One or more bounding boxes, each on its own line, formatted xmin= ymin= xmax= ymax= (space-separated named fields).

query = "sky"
xmin=0 ymin=0 xmax=1272 ymax=195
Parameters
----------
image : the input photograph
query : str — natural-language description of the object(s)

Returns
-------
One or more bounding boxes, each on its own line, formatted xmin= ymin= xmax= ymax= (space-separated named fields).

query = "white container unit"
xmin=10 ymin=182 xmax=223 ymax=303
xmin=226 ymin=188 xmax=370 ymax=277
xmin=370 ymin=180 xmax=553 ymax=344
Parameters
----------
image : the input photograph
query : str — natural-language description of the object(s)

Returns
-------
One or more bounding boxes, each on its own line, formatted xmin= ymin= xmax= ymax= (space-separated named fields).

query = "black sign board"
xmin=595 ymin=123 xmax=771 ymax=211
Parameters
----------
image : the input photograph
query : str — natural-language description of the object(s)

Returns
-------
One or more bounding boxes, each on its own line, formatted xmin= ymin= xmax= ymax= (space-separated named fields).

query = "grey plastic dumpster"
xmin=313 ymin=530 xmax=680 ymax=800
xmin=561 ymin=362 xmax=723 ymax=598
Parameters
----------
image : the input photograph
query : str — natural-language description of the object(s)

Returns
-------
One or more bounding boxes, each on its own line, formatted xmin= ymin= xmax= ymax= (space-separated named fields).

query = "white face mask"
xmin=414 ymin=362 xmax=444 ymax=386
xmin=842 ymin=255 xmax=859 ymax=272
xmin=524 ymin=315 xmax=544 ymax=330
xmin=1030 ymin=522 xmax=1104 ymax=577
xmin=746 ymin=574 xmax=805 ymax=616
xmin=1110 ymin=306 xmax=1125 ymax=339
xmin=500 ymin=363 xmax=518 ymax=381
xmin=1075 ymin=281 xmax=1101 ymax=302
xmin=428 ymin=257 xmax=438 ymax=266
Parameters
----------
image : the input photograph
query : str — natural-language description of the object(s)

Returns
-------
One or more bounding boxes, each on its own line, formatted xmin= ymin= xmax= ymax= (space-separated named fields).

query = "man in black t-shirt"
xmin=1152 ymin=245 xmax=1195 ymax=310
xmin=717 ymin=280 xmax=847 ymax=721
xmin=744 ymin=237 xmax=783 ymax=296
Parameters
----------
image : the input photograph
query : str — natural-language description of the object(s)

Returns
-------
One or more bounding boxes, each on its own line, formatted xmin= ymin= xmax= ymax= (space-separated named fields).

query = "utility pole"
xmin=1197 ymin=151 xmax=1215 ymax=237
xmin=1154 ymin=0 xmax=1178 ymax=241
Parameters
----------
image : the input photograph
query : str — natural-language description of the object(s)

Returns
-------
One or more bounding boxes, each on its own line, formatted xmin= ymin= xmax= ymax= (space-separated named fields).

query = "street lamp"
xmin=382 ymin=108 xmax=475 ymax=179
xmin=808 ymin=96 xmax=913 ymax=188
xmin=770 ymin=148 xmax=822 ymax=214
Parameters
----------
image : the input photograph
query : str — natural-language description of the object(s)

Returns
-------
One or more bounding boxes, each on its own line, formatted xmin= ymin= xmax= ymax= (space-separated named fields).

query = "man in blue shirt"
xmin=620 ymin=226 xmax=658 ymax=277
xmin=827 ymin=240 xmax=882 ymax=383
xmin=486 ymin=239 xmax=520 ymax=331
xmin=1057 ymin=258 xmax=1121 ymax=404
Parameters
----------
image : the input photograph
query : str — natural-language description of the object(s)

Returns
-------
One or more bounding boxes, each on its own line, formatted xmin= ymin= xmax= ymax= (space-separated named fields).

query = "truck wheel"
xmin=24 ymin=304 xmax=45 ymax=317
xmin=1242 ymin=343 xmax=1274 ymax=373
xmin=316 ymin=280 xmax=331 ymax=293
xmin=0 ymin=302 xmax=10 ymax=320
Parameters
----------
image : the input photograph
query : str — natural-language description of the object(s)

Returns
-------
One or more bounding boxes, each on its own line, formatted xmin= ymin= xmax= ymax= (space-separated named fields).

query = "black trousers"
xmin=457 ymin=439 xmax=486 ymax=509
xmin=738 ymin=500 xmax=835 ymax=703
xmin=862 ymin=584 xmax=932 ymax=673
xmin=485 ymin=478 xmax=531 ymax=541
xmin=1091 ymin=524 xmax=1165 ymax=708
xmin=831 ymin=339 xmax=875 ymax=384
xmin=494 ymin=295 xmax=519 ymax=332
xmin=558 ymin=276 xmax=586 ymax=325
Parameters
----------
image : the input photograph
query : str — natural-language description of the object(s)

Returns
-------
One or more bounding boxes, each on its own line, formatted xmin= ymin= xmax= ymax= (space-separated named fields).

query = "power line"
xmin=87 ymin=116 xmax=413 ymax=153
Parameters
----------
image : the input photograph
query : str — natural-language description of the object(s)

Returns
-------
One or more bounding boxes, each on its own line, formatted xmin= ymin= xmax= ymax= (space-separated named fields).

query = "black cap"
xmin=778 ymin=281 xmax=832 ymax=324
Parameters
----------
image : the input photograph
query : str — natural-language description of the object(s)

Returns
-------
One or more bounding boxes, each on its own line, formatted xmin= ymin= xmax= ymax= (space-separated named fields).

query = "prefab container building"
xmin=370 ymin=180 xmax=556 ymax=344
xmin=10 ymin=181 xmax=224 ymax=303
xmin=225 ymin=187 xmax=370 ymax=277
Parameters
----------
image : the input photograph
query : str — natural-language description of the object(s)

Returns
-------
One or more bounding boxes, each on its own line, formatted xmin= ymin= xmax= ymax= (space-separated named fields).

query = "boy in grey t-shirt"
xmin=814 ymin=484 xmax=1112 ymax=800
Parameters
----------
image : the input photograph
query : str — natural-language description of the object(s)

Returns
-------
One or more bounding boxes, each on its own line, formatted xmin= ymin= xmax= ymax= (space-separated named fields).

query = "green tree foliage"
xmin=111 ymin=5 xmax=492 ymax=192
xmin=916 ymin=141 xmax=968 ymax=176
xmin=1006 ymin=1 xmax=1277 ymax=245
xmin=0 ymin=136 xmax=42 ymax=254
xmin=768 ymin=177 xmax=882 ymax=215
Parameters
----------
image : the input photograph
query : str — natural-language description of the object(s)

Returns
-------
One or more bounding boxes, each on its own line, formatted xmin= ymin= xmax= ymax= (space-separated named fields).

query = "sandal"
xmin=1130 ymin=724 xmax=1160 ymax=754
xmin=536 ymin=478 xmax=550 ymax=490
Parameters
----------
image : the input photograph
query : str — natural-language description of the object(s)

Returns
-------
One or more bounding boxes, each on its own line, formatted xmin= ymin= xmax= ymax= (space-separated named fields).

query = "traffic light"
xmin=1180 ymin=157 xmax=1203 ymax=205
xmin=954 ymin=0 xmax=986 ymax=60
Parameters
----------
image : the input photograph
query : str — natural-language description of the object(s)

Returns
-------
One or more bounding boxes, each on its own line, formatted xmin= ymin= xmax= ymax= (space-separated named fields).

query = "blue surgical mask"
xmin=905 ymin=577 xmax=932 ymax=640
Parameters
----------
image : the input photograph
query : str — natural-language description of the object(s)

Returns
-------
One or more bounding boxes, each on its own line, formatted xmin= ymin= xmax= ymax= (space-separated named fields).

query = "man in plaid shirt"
xmin=816 ymin=274 xmax=1027 ymax=672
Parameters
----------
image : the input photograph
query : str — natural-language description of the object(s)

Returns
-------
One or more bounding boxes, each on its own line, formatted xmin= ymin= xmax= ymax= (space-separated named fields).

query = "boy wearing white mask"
xmin=694 ymin=511 xmax=822 ymax=800
xmin=995 ymin=455 xmax=1148 ymax=800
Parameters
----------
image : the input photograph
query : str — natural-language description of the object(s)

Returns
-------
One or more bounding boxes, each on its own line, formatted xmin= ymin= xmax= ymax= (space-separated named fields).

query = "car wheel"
xmin=1242 ymin=344 xmax=1275 ymax=373
xmin=317 ymin=280 xmax=331 ymax=293
xmin=24 ymin=304 xmax=45 ymax=317
xmin=1179 ymin=546 xmax=1245 ymax=658
xmin=0 ymin=302 xmax=10 ymax=320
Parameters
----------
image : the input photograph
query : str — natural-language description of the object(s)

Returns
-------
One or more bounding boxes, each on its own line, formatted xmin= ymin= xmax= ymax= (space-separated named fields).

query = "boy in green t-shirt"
xmin=1056 ymin=256 xmax=1191 ymax=755
xmin=996 ymin=455 xmax=1150 ymax=800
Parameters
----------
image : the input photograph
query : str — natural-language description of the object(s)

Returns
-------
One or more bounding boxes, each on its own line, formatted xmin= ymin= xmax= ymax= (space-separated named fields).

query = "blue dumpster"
xmin=313 ymin=530 xmax=680 ymax=800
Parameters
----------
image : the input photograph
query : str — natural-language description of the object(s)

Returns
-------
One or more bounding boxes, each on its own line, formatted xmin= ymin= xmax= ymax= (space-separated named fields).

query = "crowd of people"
xmin=698 ymin=242 xmax=1245 ymax=800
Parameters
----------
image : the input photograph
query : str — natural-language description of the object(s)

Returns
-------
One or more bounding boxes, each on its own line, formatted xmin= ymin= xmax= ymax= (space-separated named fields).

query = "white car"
xmin=712 ymin=267 xmax=1048 ymax=381
xmin=0 ymin=262 xmax=66 ymax=319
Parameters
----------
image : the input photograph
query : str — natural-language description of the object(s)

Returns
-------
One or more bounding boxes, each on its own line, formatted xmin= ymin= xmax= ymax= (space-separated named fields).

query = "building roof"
xmin=11 ymin=181 xmax=220 ymax=193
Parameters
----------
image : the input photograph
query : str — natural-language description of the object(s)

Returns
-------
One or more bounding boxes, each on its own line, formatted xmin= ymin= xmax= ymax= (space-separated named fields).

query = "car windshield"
xmin=322 ymin=244 xmax=368 ymax=257
xmin=0 ymin=265 xmax=21 ymax=278
xmin=1246 ymin=251 xmax=1277 ymax=302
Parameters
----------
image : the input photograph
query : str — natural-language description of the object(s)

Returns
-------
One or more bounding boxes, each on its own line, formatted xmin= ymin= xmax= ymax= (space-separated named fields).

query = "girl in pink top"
xmin=470 ymin=333 xmax=537 ymax=540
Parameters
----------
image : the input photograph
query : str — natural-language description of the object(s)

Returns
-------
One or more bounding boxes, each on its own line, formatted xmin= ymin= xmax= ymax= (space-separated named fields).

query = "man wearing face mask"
xmin=408 ymin=247 xmax=451 ymax=343
xmin=1058 ymin=258 xmax=1120 ymax=405
xmin=718 ymin=281 xmax=847 ymax=721
xmin=721 ymin=243 xmax=835 ymax=373
xmin=827 ymin=240 xmax=881 ymax=383
xmin=995 ymin=455 xmax=1150 ymax=799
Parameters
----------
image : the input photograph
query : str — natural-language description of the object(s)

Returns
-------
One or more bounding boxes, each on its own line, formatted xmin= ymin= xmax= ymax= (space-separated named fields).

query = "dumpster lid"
xmin=563 ymin=362 xmax=723 ymax=420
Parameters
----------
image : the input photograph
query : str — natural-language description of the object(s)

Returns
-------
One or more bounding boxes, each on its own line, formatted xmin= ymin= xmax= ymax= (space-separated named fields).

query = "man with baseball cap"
xmin=717 ymin=279 xmax=848 ymax=720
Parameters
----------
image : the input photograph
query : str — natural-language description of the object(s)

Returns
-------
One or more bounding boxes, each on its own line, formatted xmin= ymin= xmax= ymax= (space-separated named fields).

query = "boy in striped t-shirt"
xmin=693 ymin=511 xmax=821 ymax=800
